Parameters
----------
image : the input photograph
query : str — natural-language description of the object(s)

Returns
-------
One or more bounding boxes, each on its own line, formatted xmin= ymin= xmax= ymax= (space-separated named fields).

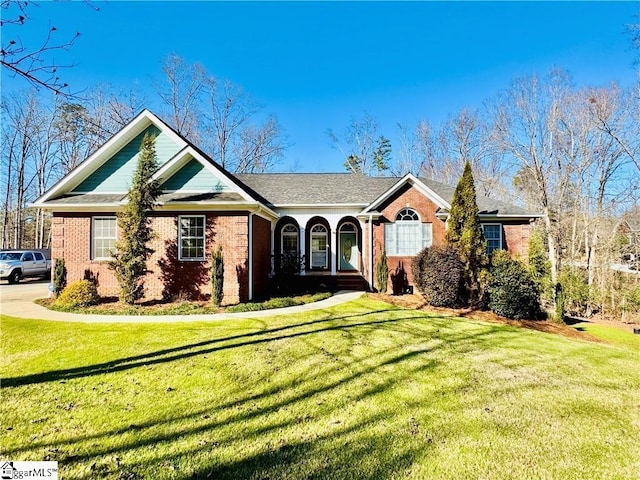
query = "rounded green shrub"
xmin=487 ymin=250 xmax=542 ymax=319
xmin=55 ymin=280 xmax=100 ymax=308
xmin=411 ymin=246 xmax=466 ymax=308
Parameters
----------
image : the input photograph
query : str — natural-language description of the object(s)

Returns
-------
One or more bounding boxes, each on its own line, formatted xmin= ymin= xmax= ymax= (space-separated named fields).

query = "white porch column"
xmin=367 ymin=217 xmax=374 ymax=288
xmin=270 ymin=225 xmax=275 ymax=276
xmin=330 ymin=228 xmax=337 ymax=275
xmin=299 ymin=227 xmax=306 ymax=275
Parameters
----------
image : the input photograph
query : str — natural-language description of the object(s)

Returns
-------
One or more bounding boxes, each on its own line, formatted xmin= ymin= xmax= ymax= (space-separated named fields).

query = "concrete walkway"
xmin=0 ymin=288 xmax=365 ymax=323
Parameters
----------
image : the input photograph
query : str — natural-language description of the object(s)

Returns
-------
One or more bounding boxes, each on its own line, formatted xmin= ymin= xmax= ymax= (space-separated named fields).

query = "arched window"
xmin=281 ymin=223 xmax=299 ymax=255
xmin=385 ymin=208 xmax=432 ymax=256
xmin=310 ymin=224 xmax=328 ymax=268
xmin=396 ymin=208 xmax=420 ymax=221
xmin=339 ymin=222 xmax=356 ymax=233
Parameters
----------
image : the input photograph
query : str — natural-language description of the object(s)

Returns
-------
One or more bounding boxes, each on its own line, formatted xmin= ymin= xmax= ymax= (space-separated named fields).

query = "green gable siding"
xmin=161 ymin=158 xmax=228 ymax=192
xmin=73 ymin=126 xmax=181 ymax=193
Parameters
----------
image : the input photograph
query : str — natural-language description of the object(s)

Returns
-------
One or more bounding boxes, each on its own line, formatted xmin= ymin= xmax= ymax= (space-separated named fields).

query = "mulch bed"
xmin=368 ymin=293 xmax=607 ymax=344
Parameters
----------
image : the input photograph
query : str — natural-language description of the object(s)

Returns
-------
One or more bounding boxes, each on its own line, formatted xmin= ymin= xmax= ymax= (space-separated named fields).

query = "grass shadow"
xmin=1 ymin=308 xmax=414 ymax=388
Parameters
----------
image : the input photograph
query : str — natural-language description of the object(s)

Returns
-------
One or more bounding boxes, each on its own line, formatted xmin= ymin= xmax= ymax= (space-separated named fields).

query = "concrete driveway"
xmin=0 ymin=278 xmax=52 ymax=319
xmin=0 ymin=278 xmax=50 ymax=302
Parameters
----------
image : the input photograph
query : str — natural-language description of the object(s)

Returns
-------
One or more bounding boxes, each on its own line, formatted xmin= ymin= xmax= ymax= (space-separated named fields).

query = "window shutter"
xmin=422 ymin=223 xmax=433 ymax=248
xmin=385 ymin=223 xmax=396 ymax=255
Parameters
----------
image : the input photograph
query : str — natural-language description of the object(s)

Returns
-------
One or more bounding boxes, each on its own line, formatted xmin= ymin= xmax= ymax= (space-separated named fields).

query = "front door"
xmin=339 ymin=232 xmax=358 ymax=270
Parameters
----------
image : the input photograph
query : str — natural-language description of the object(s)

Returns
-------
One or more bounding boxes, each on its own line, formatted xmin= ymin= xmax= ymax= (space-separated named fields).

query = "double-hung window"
xmin=92 ymin=216 xmax=117 ymax=260
xmin=310 ymin=224 xmax=328 ymax=268
xmin=281 ymin=224 xmax=299 ymax=255
xmin=179 ymin=215 xmax=205 ymax=261
xmin=384 ymin=208 xmax=432 ymax=256
xmin=482 ymin=224 xmax=502 ymax=255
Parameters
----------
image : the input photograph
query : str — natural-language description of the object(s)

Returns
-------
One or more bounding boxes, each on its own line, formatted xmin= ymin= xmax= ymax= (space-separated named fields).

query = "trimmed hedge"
xmin=55 ymin=280 xmax=99 ymax=309
xmin=412 ymin=246 xmax=466 ymax=308
xmin=487 ymin=250 xmax=542 ymax=320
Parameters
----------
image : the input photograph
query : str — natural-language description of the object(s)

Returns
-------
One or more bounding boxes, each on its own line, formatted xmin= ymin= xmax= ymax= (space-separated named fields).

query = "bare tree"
xmin=85 ymin=83 xmax=147 ymax=135
xmin=233 ymin=115 xmax=287 ymax=173
xmin=392 ymin=122 xmax=429 ymax=176
xmin=155 ymin=54 xmax=211 ymax=144
xmin=55 ymin=84 xmax=145 ymax=174
xmin=156 ymin=55 xmax=287 ymax=173
xmin=327 ymin=113 xmax=391 ymax=176
xmin=1 ymin=92 xmax=58 ymax=248
xmin=434 ymin=108 xmax=510 ymax=197
xmin=0 ymin=1 xmax=94 ymax=96
xmin=590 ymin=81 xmax=640 ymax=174
xmin=627 ymin=17 xmax=640 ymax=65
xmin=579 ymin=85 xmax=639 ymax=314
xmin=492 ymin=70 xmax=577 ymax=292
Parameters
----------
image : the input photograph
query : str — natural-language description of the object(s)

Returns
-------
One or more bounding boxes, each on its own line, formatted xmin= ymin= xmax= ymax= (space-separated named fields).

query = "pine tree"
xmin=372 ymin=136 xmax=391 ymax=175
xmin=110 ymin=132 xmax=160 ymax=304
xmin=445 ymin=161 xmax=488 ymax=305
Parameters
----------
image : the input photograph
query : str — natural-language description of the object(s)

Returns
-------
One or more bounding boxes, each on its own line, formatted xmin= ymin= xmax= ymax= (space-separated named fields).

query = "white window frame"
xmin=179 ymin=215 xmax=206 ymax=261
xmin=92 ymin=216 xmax=117 ymax=261
xmin=281 ymin=223 xmax=299 ymax=255
xmin=482 ymin=223 xmax=503 ymax=255
xmin=339 ymin=222 xmax=357 ymax=233
xmin=310 ymin=224 xmax=328 ymax=269
xmin=384 ymin=208 xmax=432 ymax=256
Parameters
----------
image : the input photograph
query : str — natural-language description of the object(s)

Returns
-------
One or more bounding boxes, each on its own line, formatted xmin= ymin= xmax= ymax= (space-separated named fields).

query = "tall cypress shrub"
xmin=376 ymin=249 xmax=389 ymax=293
xmin=211 ymin=246 xmax=224 ymax=306
xmin=53 ymin=258 xmax=67 ymax=295
xmin=445 ymin=161 xmax=488 ymax=305
xmin=109 ymin=132 xmax=160 ymax=304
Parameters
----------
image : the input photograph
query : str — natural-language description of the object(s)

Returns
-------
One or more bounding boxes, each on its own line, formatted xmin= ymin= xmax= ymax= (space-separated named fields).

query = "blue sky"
xmin=4 ymin=1 xmax=639 ymax=172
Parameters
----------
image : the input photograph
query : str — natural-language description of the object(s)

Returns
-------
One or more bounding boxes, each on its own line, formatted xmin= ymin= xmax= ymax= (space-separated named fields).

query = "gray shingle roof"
xmin=237 ymin=173 xmax=539 ymax=217
xmin=158 ymin=192 xmax=245 ymax=203
xmin=44 ymin=172 xmax=539 ymax=218
xmin=45 ymin=194 xmax=126 ymax=205
xmin=235 ymin=173 xmax=397 ymax=205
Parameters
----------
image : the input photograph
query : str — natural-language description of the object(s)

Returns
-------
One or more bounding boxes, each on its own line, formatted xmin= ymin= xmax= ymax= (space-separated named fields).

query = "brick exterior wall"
xmin=370 ymin=184 xmax=533 ymax=293
xmin=52 ymin=211 xmax=250 ymax=305
xmin=372 ymin=184 xmax=447 ymax=292
xmin=252 ymin=215 xmax=272 ymax=300
xmin=502 ymin=221 xmax=533 ymax=258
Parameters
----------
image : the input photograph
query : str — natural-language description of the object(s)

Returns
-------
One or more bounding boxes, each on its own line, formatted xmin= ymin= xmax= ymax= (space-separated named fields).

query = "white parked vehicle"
xmin=0 ymin=250 xmax=52 ymax=284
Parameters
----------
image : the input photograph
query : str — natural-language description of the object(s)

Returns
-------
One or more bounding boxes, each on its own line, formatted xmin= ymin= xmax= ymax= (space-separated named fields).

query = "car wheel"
xmin=8 ymin=270 xmax=21 ymax=284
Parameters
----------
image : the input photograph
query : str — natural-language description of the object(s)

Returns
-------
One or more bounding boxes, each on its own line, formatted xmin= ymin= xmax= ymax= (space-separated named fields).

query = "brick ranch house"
xmin=34 ymin=110 xmax=541 ymax=305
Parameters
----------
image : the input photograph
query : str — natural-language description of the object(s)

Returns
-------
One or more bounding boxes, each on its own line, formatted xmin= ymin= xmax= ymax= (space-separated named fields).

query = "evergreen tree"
xmin=53 ymin=258 xmax=67 ymax=295
xmin=372 ymin=136 xmax=392 ymax=175
xmin=375 ymin=248 xmax=389 ymax=293
xmin=344 ymin=154 xmax=362 ymax=173
xmin=445 ymin=161 xmax=488 ymax=305
xmin=211 ymin=245 xmax=224 ymax=306
xmin=110 ymin=132 xmax=160 ymax=304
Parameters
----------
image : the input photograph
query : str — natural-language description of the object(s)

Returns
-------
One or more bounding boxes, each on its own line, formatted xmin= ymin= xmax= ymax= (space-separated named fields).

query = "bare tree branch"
xmin=1 ymin=1 xmax=87 ymax=96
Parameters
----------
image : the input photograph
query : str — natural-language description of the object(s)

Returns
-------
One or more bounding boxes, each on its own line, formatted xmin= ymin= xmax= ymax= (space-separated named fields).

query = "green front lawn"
xmin=571 ymin=322 xmax=640 ymax=350
xmin=2 ymin=297 xmax=639 ymax=479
